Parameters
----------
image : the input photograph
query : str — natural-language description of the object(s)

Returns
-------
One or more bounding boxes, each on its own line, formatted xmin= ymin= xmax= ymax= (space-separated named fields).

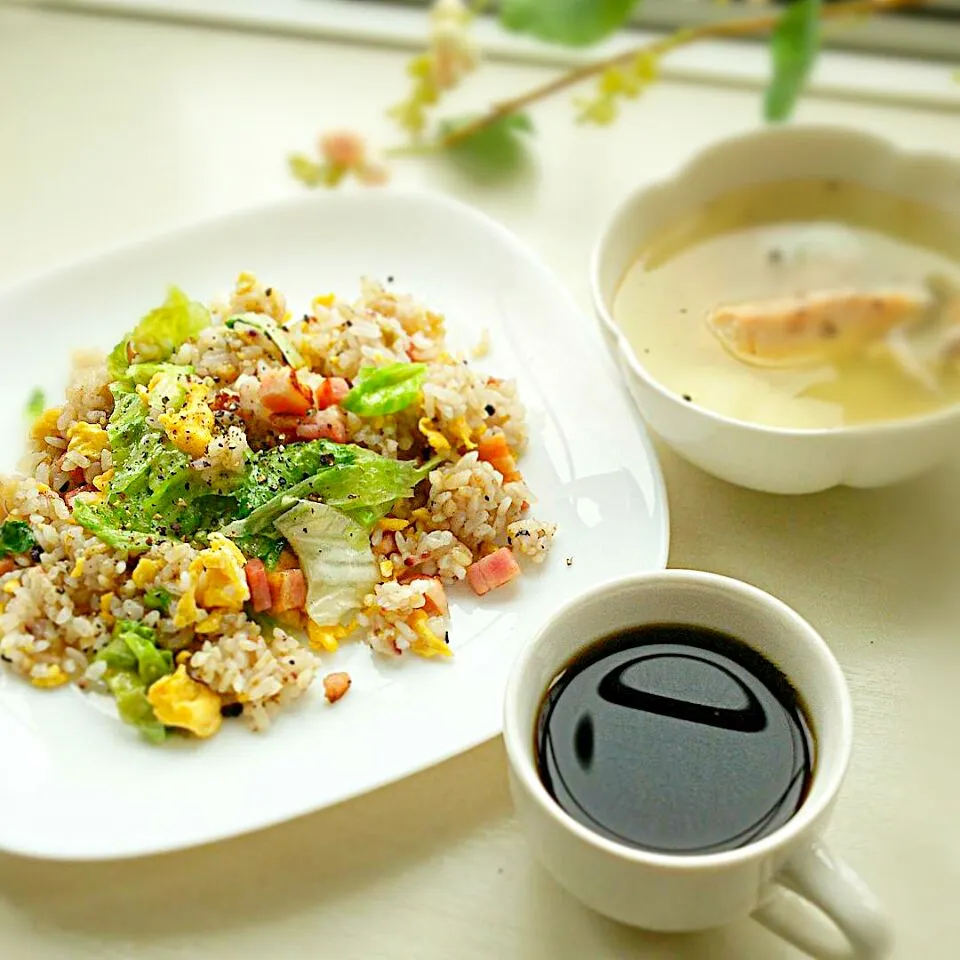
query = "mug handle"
xmin=752 ymin=841 xmax=893 ymax=960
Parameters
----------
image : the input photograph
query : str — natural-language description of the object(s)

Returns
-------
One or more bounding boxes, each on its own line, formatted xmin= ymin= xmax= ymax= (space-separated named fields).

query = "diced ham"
xmin=244 ymin=558 xmax=272 ymax=613
xmin=707 ymin=287 xmax=930 ymax=368
xmin=267 ymin=568 xmax=307 ymax=612
xmin=315 ymin=377 xmax=350 ymax=410
xmin=296 ymin=408 xmax=346 ymax=443
xmin=477 ymin=433 xmax=521 ymax=483
xmin=259 ymin=367 xmax=313 ymax=415
xmin=0 ymin=557 xmax=16 ymax=576
xmin=323 ymin=672 xmax=352 ymax=703
xmin=466 ymin=547 xmax=521 ymax=597
xmin=421 ymin=577 xmax=448 ymax=616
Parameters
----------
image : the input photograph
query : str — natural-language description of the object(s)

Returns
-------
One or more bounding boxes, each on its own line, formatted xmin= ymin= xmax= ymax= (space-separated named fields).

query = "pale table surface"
xmin=1 ymin=6 xmax=958 ymax=958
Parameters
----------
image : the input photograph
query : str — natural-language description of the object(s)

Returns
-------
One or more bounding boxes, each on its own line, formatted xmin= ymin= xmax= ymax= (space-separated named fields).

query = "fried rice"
xmin=0 ymin=275 xmax=555 ymax=742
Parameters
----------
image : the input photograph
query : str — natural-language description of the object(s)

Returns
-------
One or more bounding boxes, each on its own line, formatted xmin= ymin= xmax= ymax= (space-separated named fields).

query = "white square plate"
xmin=0 ymin=192 xmax=668 ymax=860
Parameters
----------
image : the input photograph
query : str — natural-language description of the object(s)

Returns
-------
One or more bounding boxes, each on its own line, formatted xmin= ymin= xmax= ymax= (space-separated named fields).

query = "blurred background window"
xmin=22 ymin=0 xmax=960 ymax=62
xmin=380 ymin=0 xmax=960 ymax=60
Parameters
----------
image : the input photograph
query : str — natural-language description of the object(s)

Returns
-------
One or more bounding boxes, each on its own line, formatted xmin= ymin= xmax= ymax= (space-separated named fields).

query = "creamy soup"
xmin=613 ymin=179 xmax=960 ymax=429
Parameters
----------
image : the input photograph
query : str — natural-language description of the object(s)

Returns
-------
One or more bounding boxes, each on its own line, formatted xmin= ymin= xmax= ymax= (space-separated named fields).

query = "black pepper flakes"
xmin=682 ymin=394 xmax=692 ymax=403
xmin=484 ymin=404 xmax=496 ymax=416
xmin=220 ymin=702 xmax=243 ymax=718
xmin=565 ymin=557 xmax=573 ymax=567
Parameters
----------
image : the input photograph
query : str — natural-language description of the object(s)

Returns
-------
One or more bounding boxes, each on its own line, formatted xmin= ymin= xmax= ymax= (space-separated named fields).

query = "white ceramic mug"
xmin=503 ymin=570 xmax=893 ymax=959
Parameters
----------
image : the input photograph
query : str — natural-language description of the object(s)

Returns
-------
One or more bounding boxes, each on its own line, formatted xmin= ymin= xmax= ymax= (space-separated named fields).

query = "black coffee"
xmin=535 ymin=623 xmax=814 ymax=856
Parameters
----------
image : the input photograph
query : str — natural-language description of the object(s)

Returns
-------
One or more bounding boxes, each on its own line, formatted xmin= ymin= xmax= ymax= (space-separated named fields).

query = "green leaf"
xmin=764 ymin=0 xmax=822 ymax=123
xmin=95 ymin=636 xmax=139 ymax=673
xmin=114 ymin=620 xmax=174 ymax=687
xmin=70 ymin=499 xmax=155 ymax=555
xmin=499 ymin=0 xmax=640 ymax=47
xmin=341 ymin=362 xmax=427 ymax=417
xmin=107 ymin=287 xmax=209 ymax=379
xmin=143 ymin=588 xmax=172 ymax=613
xmin=288 ymin=153 xmax=325 ymax=188
xmin=233 ymin=532 xmax=288 ymax=569
xmin=439 ymin=114 xmax=535 ymax=180
xmin=104 ymin=670 xmax=167 ymax=744
xmin=222 ymin=443 xmax=433 ymax=540
xmin=235 ymin=439 xmax=360 ymax=517
xmin=24 ymin=388 xmax=45 ymax=421
xmin=274 ymin=500 xmax=378 ymax=627
xmin=0 ymin=520 xmax=36 ymax=558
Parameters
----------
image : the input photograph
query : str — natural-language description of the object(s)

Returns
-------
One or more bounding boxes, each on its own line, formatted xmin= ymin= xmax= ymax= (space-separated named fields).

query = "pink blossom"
xmin=318 ymin=131 xmax=367 ymax=169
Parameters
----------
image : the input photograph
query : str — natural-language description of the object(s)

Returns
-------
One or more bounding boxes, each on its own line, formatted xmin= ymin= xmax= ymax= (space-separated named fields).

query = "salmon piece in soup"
xmin=706 ymin=287 xmax=931 ymax=368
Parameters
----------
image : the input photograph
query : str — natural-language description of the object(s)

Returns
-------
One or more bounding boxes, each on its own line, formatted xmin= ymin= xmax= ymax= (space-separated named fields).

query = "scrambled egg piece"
xmin=92 ymin=468 xmax=114 ymax=492
xmin=100 ymin=592 xmax=115 ymax=624
xmin=377 ymin=518 xmax=409 ymax=532
xmin=418 ymin=417 xmax=450 ymax=452
xmin=172 ymin=587 xmax=200 ymax=628
xmin=147 ymin=666 xmax=222 ymax=738
xmin=175 ymin=535 xmax=250 ymax=628
xmin=2 ymin=578 xmax=20 ymax=595
xmin=194 ymin=611 xmax=225 ymax=634
xmin=408 ymin=610 xmax=451 ymax=658
xmin=158 ymin=383 xmax=214 ymax=458
xmin=31 ymin=665 xmax=70 ymax=689
xmin=31 ymin=407 xmax=62 ymax=442
xmin=307 ymin=620 xmax=350 ymax=653
xmin=191 ymin=535 xmax=249 ymax=610
xmin=131 ymin=557 xmax=160 ymax=588
xmin=70 ymin=557 xmax=84 ymax=579
xmin=379 ymin=559 xmax=394 ymax=580
xmin=312 ymin=293 xmax=335 ymax=309
xmin=451 ymin=418 xmax=477 ymax=451
xmin=66 ymin=422 xmax=110 ymax=460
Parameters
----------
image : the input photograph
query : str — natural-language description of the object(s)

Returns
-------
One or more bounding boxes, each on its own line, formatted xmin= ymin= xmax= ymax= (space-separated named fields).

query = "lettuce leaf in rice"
xmin=235 ymin=439 xmax=360 ymax=516
xmin=0 ymin=520 xmax=36 ymax=557
xmin=87 ymin=382 xmax=239 ymax=548
xmin=224 ymin=446 xmax=437 ymax=542
xmin=96 ymin=621 xmax=174 ymax=744
xmin=233 ymin=531 xmax=287 ymax=569
xmin=70 ymin=500 xmax=155 ymax=554
xmin=107 ymin=286 xmax=210 ymax=379
xmin=96 ymin=620 xmax=173 ymax=686
xmin=341 ymin=362 xmax=427 ymax=417
xmin=143 ymin=588 xmax=172 ymax=613
xmin=106 ymin=671 xmax=167 ymax=744
xmin=224 ymin=312 xmax=304 ymax=368
xmin=274 ymin=500 xmax=378 ymax=626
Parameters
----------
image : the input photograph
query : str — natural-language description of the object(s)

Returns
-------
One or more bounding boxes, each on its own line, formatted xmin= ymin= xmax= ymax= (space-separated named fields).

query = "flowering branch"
xmin=441 ymin=0 xmax=925 ymax=148
xmin=289 ymin=0 xmax=929 ymax=189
